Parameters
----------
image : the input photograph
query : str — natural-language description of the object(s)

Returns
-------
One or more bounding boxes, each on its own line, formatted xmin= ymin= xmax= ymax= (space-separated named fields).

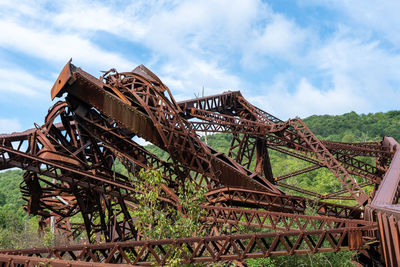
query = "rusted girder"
xmin=205 ymin=187 xmax=363 ymax=219
xmin=200 ymin=205 xmax=375 ymax=231
xmin=0 ymin=227 xmax=376 ymax=265
xmin=1 ymin=59 xmax=400 ymax=265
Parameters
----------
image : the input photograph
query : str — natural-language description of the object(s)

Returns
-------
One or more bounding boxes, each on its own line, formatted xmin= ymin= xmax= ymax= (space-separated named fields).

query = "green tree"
xmin=128 ymin=169 xmax=206 ymax=265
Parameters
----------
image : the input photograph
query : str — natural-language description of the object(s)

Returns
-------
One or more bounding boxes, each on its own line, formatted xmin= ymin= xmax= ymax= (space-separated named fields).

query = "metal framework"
xmin=0 ymin=60 xmax=399 ymax=266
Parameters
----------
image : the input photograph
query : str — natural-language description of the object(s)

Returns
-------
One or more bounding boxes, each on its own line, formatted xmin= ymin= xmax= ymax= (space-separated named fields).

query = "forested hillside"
xmin=304 ymin=110 xmax=400 ymax=142
xmin=1 ymin=110 xmax=399 ymax=264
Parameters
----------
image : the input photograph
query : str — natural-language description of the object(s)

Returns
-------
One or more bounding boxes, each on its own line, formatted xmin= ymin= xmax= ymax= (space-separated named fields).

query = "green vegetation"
xmin=0 ymin=170 xmax=60 ymax=248
xmin=304 ymin=110 xmax=400 ymax=142
xmin=129 ymin=169 xmax=206 ymax=241
xmin=0 ymin=110 xmax=399 ymax=265
xmin=128 ymin=169 xmax=207 ymax=266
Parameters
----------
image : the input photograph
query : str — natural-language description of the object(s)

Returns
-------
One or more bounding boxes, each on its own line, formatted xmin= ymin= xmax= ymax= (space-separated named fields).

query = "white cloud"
xmin=0 ymin=0 xmax=314 ymax=102
xmin=256 ymin=15 xmax=306 ymax=55
xmin=118 ymin=0 xmax=309 ymax=68
xmin=242 ymin=14 xmax=309 ymax=68
xmin=247 ymin=76 xmax=366 ymax=119
xmin=247 ymin=33 xmax=400 ymax=119
xmin=314 ymin=36 xmax=400 ymax=111
xmin=0 ymin=0 xmax=256 ymax=100
xmin=1 ymin=0 xmax=399 ymax=122
xmin=0 ymin=0 xmax=42 ymax=19
xmin=0 ymin=118 xmax=22 ymax=134
xmin=26 ymin=1 xmax=307 ymax=81
xmin=305 ymin=0 xmax=400 ymax=46
xmin=160 ymin=58 xmax=241 ymax=101
xmin=0 ymin=20 xmax=134 ymax=71
xmin=0 ymin=66 xmax=52 ymax=96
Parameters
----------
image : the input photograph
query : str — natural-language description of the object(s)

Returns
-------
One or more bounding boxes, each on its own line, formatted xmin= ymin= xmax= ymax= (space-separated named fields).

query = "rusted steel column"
xmin=372 ymin=137 xmax=400 ymax=205
xmin=255 ymin=138 xmax=274 ymax=184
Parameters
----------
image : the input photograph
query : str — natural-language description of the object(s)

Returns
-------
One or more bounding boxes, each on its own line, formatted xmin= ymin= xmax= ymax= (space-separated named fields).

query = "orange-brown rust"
xmin=51 ymin=59 xmax=73 ymax=100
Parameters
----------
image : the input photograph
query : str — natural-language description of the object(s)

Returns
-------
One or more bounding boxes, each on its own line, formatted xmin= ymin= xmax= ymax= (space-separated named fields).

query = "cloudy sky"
xmin=0 ymin=0 xmax=399 ymax=134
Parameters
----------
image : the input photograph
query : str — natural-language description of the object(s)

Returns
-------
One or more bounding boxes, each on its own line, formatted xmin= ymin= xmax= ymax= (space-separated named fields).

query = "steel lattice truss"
xmin=0 ymin=60 xmax=399 ymax=266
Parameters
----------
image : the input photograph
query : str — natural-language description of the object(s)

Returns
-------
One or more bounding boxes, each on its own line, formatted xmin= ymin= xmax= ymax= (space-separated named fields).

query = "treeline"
xmin=304 ymin=110 xmax=400 ymax=142
xmin=0 ymin=169 xmax=26 ymax=231
xmin=0 ymin=169 xmax=46 ymax=248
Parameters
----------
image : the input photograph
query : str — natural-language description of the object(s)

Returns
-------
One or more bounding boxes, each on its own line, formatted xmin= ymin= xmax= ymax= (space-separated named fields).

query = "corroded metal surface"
xmin=0 ymin=60 xmax=399 ymax=265
xmin=0 ymin=228 xmax=376 ymax=265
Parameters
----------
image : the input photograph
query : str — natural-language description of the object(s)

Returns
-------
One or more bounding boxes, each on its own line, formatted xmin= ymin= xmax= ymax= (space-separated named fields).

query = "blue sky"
xmin=0 ymin=0 xmax=399 ymax=134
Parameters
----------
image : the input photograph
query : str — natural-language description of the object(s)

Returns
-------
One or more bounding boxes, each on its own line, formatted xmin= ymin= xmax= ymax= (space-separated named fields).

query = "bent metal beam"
xmin=0 ymin=60 xmax=399 ymax=266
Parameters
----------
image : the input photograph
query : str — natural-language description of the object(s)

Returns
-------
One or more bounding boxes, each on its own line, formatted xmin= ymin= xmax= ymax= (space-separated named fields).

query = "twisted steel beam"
xmin=0 ymin=60 xmax=399 ymax=265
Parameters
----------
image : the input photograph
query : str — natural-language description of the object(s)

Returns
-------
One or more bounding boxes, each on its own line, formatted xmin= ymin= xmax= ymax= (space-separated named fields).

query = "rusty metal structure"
xmin=0 ymin=60 xmax=399 ymax=266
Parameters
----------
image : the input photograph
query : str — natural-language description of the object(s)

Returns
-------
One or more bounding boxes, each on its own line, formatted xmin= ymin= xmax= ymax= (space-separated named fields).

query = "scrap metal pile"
xmin=0 ymin=60 xmax=399 ymax=266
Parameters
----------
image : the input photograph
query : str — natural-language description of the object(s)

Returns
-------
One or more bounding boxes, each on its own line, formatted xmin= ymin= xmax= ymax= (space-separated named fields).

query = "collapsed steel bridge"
xmin=0 ymin=60 xmax=399 ymax=266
